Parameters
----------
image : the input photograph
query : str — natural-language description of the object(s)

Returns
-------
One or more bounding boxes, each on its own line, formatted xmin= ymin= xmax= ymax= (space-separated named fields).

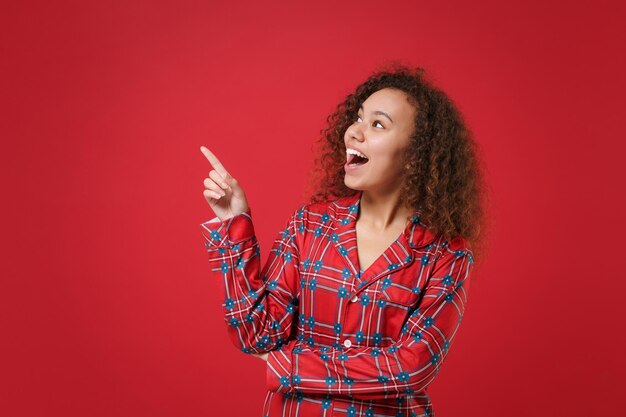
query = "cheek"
xmin=369 ymin=148 xmax=404 ymax=168
xmin=367 ymin=136 xmax=407 ymax=159
xmin=367 ymin=150 xmax=407 ymax=182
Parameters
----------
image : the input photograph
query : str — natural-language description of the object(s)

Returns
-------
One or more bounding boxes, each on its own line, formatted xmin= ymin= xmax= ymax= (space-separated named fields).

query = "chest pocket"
xmin=381 ymin=284 xmax=419 ymax=307
xmin=370 ymin=270 xmax=421 ymax=307
xmin=357 ymin=274 xmax=421 ymax=345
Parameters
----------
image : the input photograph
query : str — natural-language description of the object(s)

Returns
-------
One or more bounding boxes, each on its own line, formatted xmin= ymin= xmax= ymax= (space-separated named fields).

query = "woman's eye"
xmin=355 ymin=115 xmax=383 ymax=129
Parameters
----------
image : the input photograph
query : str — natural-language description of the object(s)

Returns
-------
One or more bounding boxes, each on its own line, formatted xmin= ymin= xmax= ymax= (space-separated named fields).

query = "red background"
xmin=2 ymin=1 xmax=624 ymax=416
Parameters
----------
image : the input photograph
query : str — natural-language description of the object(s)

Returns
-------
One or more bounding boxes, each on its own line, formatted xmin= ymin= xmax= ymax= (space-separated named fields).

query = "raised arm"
xmin=198 ymin=145 xmax=305 ymax=354
xmin=200 ymin=205 xmax=305 ymax=354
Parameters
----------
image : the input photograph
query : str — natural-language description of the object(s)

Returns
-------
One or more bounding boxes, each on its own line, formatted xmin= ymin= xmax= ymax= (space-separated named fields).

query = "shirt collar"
xmin=329 ymin=190 xmax=438 ymax=288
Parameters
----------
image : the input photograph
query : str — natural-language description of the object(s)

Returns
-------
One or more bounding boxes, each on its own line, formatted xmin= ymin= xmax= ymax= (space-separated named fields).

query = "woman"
xmin=199 ymin=65 xmax=487 ymax=417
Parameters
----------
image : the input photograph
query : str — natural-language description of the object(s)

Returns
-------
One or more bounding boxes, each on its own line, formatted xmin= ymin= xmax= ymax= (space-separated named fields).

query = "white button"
xmin=343 ymin=339 xmax=352 ymax=348
xmin=350 ymin=295 xmax=358 ymax=303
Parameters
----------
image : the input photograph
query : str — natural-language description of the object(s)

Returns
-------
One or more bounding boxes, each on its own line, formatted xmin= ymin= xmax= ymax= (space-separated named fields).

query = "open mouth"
xmin=347 ymin=153 xmax=369 ymax=167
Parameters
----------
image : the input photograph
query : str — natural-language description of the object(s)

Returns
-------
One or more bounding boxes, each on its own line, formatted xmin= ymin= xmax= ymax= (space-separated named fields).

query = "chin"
xmin=346 ymin=186 xmax=364 ymax=192
xmin=343 ymin=178 xmax=367 ymax=192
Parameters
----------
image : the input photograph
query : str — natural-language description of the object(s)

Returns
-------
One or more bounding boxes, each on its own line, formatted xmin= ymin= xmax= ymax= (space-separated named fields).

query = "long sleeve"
xmin=265 ymin=238 xmax=474 ymax=400
xmin=200 ymin=205 xmax=304 ymax=354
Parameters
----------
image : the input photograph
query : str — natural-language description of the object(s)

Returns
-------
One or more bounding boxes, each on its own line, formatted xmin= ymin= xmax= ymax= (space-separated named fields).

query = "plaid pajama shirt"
xmin=200 ymin=190 xmax=474 ymax=417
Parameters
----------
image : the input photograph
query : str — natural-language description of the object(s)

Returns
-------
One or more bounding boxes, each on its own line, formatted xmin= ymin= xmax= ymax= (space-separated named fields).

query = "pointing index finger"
xmin=200 ymin=146 xmax=229 ymax=177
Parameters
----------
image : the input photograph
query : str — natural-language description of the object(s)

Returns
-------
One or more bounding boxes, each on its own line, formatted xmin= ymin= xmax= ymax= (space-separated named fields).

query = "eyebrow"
xmin=359 ymin=104 xmax=393 ymax=123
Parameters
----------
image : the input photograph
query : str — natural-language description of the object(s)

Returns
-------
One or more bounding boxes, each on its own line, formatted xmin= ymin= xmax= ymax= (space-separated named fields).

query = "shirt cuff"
xmin=199 ymin=208 xmax=255 ymax=248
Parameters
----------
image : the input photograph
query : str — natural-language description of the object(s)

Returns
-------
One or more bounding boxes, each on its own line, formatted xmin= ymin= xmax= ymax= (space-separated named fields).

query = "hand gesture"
xmin=200 ymin=146 xmax=249 ymax=221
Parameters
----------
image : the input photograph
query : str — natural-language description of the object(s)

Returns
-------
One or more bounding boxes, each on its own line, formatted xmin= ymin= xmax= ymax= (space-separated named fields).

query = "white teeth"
xmin=346 ymin=148 xmax=368 ymax=159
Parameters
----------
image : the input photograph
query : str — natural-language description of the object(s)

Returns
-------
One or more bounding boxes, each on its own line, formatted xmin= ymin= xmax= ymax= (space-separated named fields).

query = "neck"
xmin=358 ymin=188 xmax=414 ymax=232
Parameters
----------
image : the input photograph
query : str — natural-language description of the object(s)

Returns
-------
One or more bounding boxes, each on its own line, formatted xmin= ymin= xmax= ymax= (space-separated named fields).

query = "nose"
xmin=346 ymin=121 xmax=365 ymax=142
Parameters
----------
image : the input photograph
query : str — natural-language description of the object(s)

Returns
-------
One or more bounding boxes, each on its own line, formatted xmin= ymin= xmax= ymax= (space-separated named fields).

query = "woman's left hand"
xmin=251 ymin=352 xmax=269 ymax=361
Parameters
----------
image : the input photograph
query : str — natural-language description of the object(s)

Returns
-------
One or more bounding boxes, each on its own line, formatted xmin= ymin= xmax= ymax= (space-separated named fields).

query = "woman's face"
xmin=343 ymin=87 xmax=417 ymax=192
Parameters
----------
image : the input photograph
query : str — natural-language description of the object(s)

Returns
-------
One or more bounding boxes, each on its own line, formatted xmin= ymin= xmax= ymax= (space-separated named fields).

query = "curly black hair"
xmin=304 ymin=62 xmax=491 ymax=265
